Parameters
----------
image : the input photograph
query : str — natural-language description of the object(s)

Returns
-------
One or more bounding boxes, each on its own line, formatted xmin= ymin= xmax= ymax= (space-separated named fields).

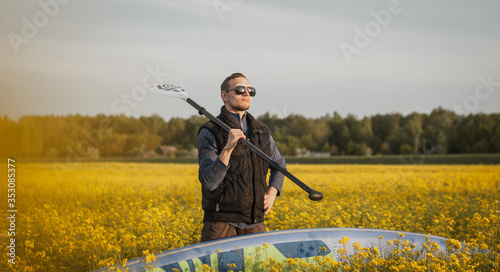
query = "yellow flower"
xmin=371 ymin=246 xmax=380 ymax=256
xmin=353 ymin=242 xmax=361 ymax=250
xmin=339 ymin=236 xmax=350 ymax=245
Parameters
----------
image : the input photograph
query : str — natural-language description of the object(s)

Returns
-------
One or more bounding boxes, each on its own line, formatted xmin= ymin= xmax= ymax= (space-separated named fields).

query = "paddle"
xmin=149 ymin=84 xmax=323 ymax=201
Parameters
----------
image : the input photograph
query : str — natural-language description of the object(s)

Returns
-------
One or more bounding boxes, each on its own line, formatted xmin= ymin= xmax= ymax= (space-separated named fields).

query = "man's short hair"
xmin=221 ymin=73 xmax=247 ymax=92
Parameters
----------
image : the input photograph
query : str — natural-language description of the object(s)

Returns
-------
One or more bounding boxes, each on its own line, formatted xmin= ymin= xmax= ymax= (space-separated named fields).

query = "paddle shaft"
xmin=186 ymin=98 xmax=323 ymax=201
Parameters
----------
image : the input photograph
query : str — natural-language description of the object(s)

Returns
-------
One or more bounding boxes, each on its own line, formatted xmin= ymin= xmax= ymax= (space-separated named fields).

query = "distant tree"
xmin=140 ymin=114 xmax=166 ymax=135
xmin=380 ymin=142 xmax=390 ymax=155
xmin=162 ymin=117 xmax=186 ymax=147
xmin=300 ymin=134 xmax=317 ymax=151
xmin=311 ymin=118 xmax=331 ymax=151
xmin=346 ymin=140 xmax=367 ymax=156
xmin=403 ymin=112 xmax=423 ymax=153
xmin=183 ymin=115 xmax=209 ymax=149
xmin=492 ymin=125 xmax=500 ymax=152
xmin=371 ymin=113 xmax=401 ymax=142
xmin=328 ymin=112 xmax=350 ymax=155
xmin=19 ymin=116 xmax=44 ymax=158
xmin=0 ymin=116 xmax=20 ymax=157
xmin=42 ymin=115 xmax=67 ymax=157
xmin=399 ymin=144 xmax=414 ymax=154
xmin=359 ymin=117 xmax=374 ymax=144
xmin=287 ymin=114 xmax=313 ymax=138
xmin=344 ymin=114 xmax=362 ymax=143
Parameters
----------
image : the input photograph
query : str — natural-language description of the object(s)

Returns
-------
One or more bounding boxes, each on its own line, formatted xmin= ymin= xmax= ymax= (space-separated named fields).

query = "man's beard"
xmin=231 ymin=101 xmax=250 ymax=111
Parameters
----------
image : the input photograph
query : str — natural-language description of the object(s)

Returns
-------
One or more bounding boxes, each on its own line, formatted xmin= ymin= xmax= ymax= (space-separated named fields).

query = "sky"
xmin=1 ymin=0 xmax=499 ymax=122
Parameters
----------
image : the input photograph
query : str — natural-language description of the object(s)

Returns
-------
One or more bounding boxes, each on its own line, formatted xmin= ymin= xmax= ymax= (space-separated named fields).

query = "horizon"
xmin=3 ymin=105 xmax=499 ymax=123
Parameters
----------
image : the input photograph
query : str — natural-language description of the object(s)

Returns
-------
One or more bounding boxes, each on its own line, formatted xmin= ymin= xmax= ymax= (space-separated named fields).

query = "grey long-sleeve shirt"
xmin=197 ymin=111 xmax=286 ymax=228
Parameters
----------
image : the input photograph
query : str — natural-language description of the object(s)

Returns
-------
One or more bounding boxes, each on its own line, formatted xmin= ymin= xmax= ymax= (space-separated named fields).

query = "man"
xmin=197 ymin=72 xmax=287 ymax=242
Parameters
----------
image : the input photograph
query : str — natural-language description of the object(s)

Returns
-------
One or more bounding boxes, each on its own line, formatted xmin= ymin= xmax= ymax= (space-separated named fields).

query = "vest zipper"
xmin=216 ymin=203 xmax=220 ymax=212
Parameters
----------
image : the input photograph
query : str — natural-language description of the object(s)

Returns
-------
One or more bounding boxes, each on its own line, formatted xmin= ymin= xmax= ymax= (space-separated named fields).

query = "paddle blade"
xmin=149 ymin=84 xmax=189 ymax=100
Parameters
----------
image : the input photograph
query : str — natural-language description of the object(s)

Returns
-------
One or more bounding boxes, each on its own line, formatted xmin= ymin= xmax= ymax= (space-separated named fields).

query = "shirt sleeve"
xmin=268 ymin=134 xmax=286 ymax=196
xmin=197 ymin=128 xmax=229 ymax=192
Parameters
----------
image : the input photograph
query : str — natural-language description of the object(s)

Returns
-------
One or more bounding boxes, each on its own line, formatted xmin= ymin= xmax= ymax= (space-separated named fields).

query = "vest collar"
xmin=221 ymin=106 xmax=249 ymax=133
xmin=223 ymin=106 xmax=247 ymax=123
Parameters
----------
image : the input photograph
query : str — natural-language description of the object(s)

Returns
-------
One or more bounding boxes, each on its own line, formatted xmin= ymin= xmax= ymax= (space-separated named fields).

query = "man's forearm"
xmin=198 ymin=128 xmax=229 ymax=192
xmin=199 ymin=157 xmax=228 ymax=192
xmin=268 ymin=135 xmax=286 ymax=195
xmin=218 ymin=147 xmax=233 ymax=166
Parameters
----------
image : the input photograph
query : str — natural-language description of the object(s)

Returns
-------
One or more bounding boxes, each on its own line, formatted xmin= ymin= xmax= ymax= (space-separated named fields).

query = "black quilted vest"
xmin=198 ymin=107 xmax=271 ymax=224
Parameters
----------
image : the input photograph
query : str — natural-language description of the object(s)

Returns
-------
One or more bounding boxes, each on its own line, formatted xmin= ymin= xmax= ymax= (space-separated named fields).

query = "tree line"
xmin=1 ymin=107 xmax=499 ymax=159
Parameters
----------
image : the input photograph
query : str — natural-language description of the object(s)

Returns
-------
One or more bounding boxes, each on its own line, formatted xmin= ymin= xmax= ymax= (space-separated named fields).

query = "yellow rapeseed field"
xmin=0 ymin=162 xmax=498 ymax=271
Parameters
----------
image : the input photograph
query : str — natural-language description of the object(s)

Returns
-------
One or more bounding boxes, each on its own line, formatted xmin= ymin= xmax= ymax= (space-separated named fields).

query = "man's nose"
xmin=242 ymin=87 xmax=251 ymax=96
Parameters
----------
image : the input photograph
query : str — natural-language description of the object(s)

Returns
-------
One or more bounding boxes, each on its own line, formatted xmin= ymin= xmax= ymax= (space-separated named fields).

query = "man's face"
xmin=222 ymin=77 xmax=253 ymax=113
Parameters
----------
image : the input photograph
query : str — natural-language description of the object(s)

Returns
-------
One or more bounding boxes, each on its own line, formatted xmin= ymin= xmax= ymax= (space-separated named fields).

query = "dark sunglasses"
xmin=225 ymin=86 xmax=256 ymax=97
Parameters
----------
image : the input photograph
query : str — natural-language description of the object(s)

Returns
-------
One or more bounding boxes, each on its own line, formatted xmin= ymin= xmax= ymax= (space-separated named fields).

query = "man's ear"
xmin=221 ymin=91 xmax=228 ymax=103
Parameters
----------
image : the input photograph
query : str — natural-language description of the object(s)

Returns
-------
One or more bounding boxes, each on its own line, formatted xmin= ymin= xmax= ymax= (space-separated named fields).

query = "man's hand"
xmin=219 ymin=129 xmax=246 ymax=166
xmin=264 ymin=186 xmax=278 ymax=215
xmin=225 ymin=129 xmax=246 ymax=151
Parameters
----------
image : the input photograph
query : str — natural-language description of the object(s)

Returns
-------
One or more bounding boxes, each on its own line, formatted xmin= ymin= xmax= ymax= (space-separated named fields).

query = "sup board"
xmin=98 ymin=228 xmax=450 ymax=272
